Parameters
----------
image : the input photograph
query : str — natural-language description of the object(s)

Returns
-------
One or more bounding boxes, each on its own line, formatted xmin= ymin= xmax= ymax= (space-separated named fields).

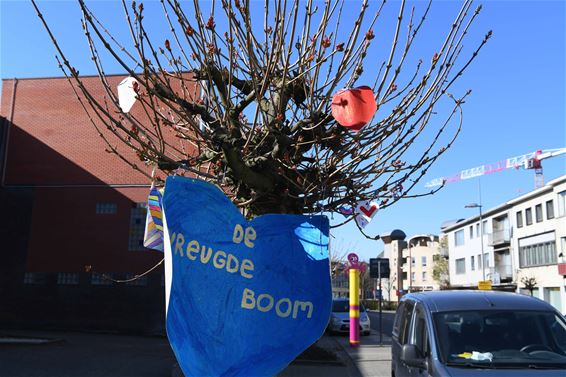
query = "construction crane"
xmin=425 ymin=148 xmax=566 ymax=189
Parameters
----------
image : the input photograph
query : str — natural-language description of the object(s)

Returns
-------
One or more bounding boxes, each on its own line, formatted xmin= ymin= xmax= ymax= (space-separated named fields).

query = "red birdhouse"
xmin=331 ymin=86 xmax=377 ymax=131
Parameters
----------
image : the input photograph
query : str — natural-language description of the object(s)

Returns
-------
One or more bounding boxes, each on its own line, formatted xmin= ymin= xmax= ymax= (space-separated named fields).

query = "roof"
xmin=441 ymin=174 xmax=566 ymax=233
xmin=380 ymin=229 xmax=406 ymax=242
xmin=402 ymin=290 xmax=556 ymax=313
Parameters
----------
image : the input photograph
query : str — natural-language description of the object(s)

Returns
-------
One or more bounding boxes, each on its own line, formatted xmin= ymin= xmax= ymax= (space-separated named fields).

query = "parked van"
xmin=391 ymin=291 xmax=566 ymax=376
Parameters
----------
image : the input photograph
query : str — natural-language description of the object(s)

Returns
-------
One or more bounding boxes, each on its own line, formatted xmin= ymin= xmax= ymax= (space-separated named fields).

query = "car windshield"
xmin=332 ymin=300 xmax=365 ymax=313
xmin=433 ymin=310 xmax=566 ymax=368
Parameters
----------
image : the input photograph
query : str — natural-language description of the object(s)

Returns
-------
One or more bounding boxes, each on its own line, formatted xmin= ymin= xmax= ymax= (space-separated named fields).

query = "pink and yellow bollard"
xmin=347 ymin=253 xmax=365 ymax=347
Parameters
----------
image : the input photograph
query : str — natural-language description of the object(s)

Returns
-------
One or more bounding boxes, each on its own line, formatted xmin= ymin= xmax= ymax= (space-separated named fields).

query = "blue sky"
xmin=1 ymin=0 xmax=565 ymax=262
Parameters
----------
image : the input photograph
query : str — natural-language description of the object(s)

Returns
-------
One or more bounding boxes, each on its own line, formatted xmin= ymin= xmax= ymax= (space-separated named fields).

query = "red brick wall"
xmin=1 ymin=75 xmax=198 ymax=273
xmin=26 ymin=187 xmax=163 ymax=273
xmin=1 ymin=74 xmax=198 ymax=185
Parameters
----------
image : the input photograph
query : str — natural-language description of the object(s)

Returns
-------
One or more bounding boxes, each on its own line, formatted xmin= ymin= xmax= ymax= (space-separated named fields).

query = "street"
xmin=367 ymin=311 xmax=395 ymax=341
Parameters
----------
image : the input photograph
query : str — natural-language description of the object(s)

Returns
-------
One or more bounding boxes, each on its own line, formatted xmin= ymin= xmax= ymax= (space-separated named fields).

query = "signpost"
xmin=369 ymin=258 xmax=390 ymax=344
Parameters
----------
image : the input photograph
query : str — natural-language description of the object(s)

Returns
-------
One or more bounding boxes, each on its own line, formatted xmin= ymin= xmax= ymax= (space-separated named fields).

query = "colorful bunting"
xmin=337 ymin=205 xmax=354 ymax=216
xmin=143 ymin=186 xmax=164 ymax=251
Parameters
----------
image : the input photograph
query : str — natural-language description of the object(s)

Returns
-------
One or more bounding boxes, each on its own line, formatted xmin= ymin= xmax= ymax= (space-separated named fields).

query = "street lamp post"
xmin=465 ymin=203 xmax=485 ymax=281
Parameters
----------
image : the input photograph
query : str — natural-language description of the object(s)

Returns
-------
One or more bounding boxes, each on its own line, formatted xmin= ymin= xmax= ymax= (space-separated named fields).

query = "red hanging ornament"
xmin=331 ymin=86 xmax=377 ymax=131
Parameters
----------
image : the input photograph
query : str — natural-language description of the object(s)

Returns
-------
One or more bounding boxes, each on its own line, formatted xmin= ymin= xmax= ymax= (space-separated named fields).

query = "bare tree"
xmin=521 ymin=276 xmax=537 ymax=296
xmin=32 ymin=0 xmax=490 ymax=237
xmin=432 ymin=235 xmax=450 ymax=289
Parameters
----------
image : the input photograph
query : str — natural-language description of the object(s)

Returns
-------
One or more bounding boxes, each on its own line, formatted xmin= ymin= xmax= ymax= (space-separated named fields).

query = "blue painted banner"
xmin=162 ymin=177 xmax=331 ymax=377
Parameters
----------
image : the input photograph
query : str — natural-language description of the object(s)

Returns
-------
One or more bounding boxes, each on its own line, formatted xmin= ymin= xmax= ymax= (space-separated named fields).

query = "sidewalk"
xmin=331 ymin=331 xmax=393 ymax=377
xmin=280 ymin=330 xmax=392 ymax=377
xmin=0 ymin=329 xmax=391 ymax=377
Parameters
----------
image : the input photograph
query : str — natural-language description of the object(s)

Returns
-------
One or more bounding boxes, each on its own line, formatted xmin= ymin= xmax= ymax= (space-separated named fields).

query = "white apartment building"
xmin=442 ymin=174 xmax=566 ymax=314
xmin=381 ymin=231 xmax=440 ymax=302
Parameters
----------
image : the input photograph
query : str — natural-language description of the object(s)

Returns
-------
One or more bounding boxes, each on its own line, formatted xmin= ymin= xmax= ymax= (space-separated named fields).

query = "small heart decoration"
xmin=162 ymin=177 xmax=331 ymax=377
xmin=359 ymin=204 xmax=377 ymax=218
xmin=354 ymin=200 xmax=379 ymax=229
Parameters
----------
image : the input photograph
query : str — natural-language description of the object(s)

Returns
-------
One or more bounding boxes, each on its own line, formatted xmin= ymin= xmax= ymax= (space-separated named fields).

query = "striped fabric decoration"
xmin=143 ymin=186 xmax=165 ymax=251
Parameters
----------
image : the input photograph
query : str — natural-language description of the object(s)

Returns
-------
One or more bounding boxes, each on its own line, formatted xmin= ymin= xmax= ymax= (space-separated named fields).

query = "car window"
xmin=399 ymin=301 xmax=415 ymax=345
xmin=433 ymin=310 xmax=566 ymax=366
xmin=411 ymin=306 xmax=430 ymax=357
xmin=332 ymin=300 xmax=349 ymax=312
xmin=331 ymin=300 xmax=366 ymax=313
xmin=392 ymin=302 xmax=405 ymax=337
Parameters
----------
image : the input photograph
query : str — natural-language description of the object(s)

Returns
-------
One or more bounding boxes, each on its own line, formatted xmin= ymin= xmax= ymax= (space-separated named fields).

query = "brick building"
xmin=0 ymin=75 xmax=197 ymax=333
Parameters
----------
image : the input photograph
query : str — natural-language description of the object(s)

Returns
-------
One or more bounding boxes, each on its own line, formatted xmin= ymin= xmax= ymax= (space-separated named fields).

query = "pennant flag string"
xmin=143 ymin=185 xmax=165 ymax=251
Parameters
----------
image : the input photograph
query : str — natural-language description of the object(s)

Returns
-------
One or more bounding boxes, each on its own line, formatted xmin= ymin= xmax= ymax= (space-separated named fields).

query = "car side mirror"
xmin=400 ymin=344 xmax=427 ymax=369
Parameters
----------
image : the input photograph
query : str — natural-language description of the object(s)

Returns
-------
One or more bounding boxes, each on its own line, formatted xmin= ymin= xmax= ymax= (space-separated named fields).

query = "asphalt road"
xmin=0 ymin=331 xmax=176 ymax=377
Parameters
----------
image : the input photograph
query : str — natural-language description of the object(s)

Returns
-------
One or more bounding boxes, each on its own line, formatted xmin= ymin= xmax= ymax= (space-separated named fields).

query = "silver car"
xmin=327 ymin=298 xmax=371 ymax=336
xmin=391 ymin=291 xmax=566 ymax=376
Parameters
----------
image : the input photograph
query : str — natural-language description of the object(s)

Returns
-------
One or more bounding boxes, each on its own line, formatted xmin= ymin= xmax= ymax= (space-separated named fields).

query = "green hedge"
xmin=362 ymin=299 xmax=398 ymax=311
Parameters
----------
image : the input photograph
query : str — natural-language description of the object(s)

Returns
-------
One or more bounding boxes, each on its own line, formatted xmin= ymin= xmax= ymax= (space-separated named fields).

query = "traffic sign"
xmin=369 ymin=258 xmax=390 ymax=279
xmin=478 ymin=280 xmax=492 ymax=290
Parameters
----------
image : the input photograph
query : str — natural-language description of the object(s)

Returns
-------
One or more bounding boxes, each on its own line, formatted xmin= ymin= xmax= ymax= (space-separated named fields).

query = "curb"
xmin=0 ymin=336 xmax=64 ymax=345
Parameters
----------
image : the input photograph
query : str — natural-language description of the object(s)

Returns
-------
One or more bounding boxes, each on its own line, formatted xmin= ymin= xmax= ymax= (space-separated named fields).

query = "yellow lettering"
xmin=200 ymin=246 xmax=213 ymax=264
xmin=240 ymin=259 xmax=254 ymax=279
xmin=257 ymin=294 xmax=274 ymax=312
xmin=276 ymin=298 xmax=292 ymax=318
xmin=185 ymin=240 xmax=199 ymax=260
xmin=170 ymin=232 xmax=177 ymax=244
xmin=241 ymin=288 xmax=255 ymax=309
xmin=232 ymin=224 xmax=244 ymax=244
xmin=213 ymin=250 xmax=227 ymax=269
xmin=293 ymin=301 xmax=314 ymax=319
xmin=244 ymin=226 xmax=256 ymax=248
xmin=174 ymin=233 xmax=185 ymax=256
xmin=226 ymin=253 xmax=239 ymax=273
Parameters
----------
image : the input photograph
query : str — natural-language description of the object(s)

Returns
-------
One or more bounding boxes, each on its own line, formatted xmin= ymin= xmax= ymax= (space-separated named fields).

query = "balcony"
xmin=488 ymin=229 xmax=511 ymax=246
xmin=439 ymin=247 xmax=449 ymax=258
xmin=494 ymin=263 xmax=513 ymax=281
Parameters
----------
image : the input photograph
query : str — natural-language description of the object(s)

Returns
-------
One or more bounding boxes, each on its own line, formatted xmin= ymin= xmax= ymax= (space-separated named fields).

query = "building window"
xmin=411 ymin=272 xmax=416 ymax=283
xmin=129 ymin=203 xmax=147 ymax=251
xmin=455 ymin=258 xmax=466 ymax=274
xmin=477 ymin=254 xmax=482 ymax=269
xmin=476 ymin=223 xmax=480 ymax=238
xmin=525 ymin=208 xmax=533 ymax=225
xmin=96 ymin=203 xmax=117 ymax=215
xmin=455 ymin=230 xmax=465 ymax=247
xmin=125 ymin=273 xmax=148 ymax=286
xmin=471 ymin=255 xmax=475 ymax=271
xmin=516 ymin=211 xmax=523 ymax=228
xmin=535 ymin=204 xmax=543 ymax=223
xmin=482 ymin=220 xmax=488 ymax=235
xmin=558 ymin=190 xmax=566 ymax=217
xmin=469 ymin=226 xmax=474 ymax=239
xmin=543 ymin=287 xmax=562 ymax=312
xmin=23 ymin=272 xmax=46 ymax=285
xmin=91 ymin=272 xmax=113 ymax=285
xmin=57 ymin=272 xmax=79 ymax=285
xmin=411 ymin=257 xmax=415 ymax=267
xmin=422 ymin=271 xmax=427 ymax=282
xmin=519 ymin=241 xmax=557 ymax=268
xmin=546 ymin=200 xmax=554 ymax=219
xmin=421 ymin=256 xmax=427 ymax=267
xmin=483 ymin=253 xmax=489 ymax=268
